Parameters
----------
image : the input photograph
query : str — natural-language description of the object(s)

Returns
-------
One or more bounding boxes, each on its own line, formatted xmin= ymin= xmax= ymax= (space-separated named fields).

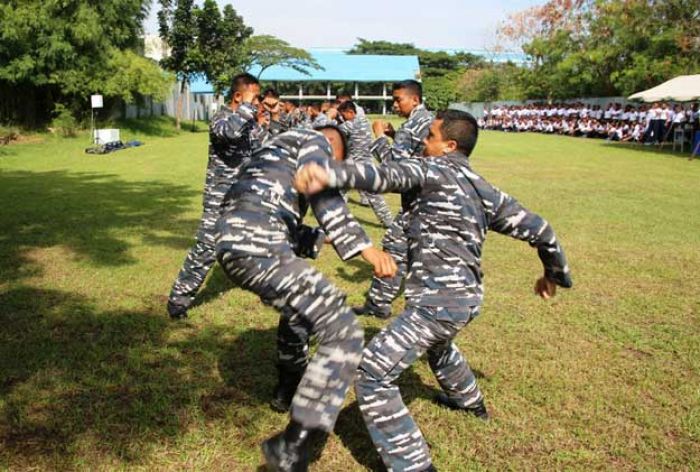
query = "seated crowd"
xmin=480 ymin=101 xmax=700 ymax=144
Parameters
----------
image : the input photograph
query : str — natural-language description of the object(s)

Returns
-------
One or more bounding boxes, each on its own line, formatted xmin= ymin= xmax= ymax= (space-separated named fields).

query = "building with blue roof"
xmin=188 ymin=50 xmax=422 ymax=114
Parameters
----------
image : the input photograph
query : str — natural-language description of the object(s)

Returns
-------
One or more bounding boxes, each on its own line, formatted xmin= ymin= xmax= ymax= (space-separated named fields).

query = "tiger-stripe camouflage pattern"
xmin=356 ymin=305 xmax=482 ymax=472
xmin=340 ymin=115 xmax=394 ymax=228
xmin=325 ymin=151 xmax=572 ymax=307
xmin=215 ymin=129 xmax=372 ymax=431
xmin=168 ymin=102 xmax=261 ymax=310
xmin=323 ymin=150 xmax=572 ymax=470
xmin=363 ymin=104 xmax=434 ymax=315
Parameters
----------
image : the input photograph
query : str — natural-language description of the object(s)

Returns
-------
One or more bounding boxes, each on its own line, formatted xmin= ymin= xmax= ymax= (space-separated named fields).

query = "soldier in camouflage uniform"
xmin=259 ymin=87 xmax=288 ymax=143
xmin=166 ymin=73 xmax=262 ymax=319
xmin=355 ymin=80 xmax=435 ymax=319
xmin=215 ymin=126 xmax=397 ymax=471
xmin=337 ymin=101 xmax=394 ymax=228
xmin=295 ymin=110 xmax=573 ymax=472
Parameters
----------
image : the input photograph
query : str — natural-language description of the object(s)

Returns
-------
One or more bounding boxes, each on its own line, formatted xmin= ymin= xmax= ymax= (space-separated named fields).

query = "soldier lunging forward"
xmin=295 ymin=110 xmax=572 ymax=472
xmin=215 ymin=126 xmax=397 ymax=471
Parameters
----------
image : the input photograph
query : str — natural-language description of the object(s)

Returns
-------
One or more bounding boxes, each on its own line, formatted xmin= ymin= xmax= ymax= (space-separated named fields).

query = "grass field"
xmin=1 ymin=119 xmax=699 ymax=471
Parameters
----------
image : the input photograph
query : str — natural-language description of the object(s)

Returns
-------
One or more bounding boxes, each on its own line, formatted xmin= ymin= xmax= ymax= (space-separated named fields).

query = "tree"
xmin=348 ymin=38 xmax=419 ymax=56
xmin=158 ymin=0 xmax=202 ymax=129
xmin=499 ymin=0 xmax=700 ymax=100
xmin=243 ymin=35 xmax=321 ymax=79
xmin=196 ymin=1 xmax=253 ymax=99
xmin=0 ymin=0 xmax=166 ymax=127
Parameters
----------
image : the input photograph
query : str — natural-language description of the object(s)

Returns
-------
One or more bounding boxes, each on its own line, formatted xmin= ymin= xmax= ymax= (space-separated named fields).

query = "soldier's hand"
xmin=384 ymin=122 xmax=396 ymax=138
xmin=372 ymin=120 xmax=386 ymax=137
xmin=361 ymin=247 xmax=398 ymax=278
xmin=326 ymin=108 xmax=338 ymax=120
xmin=294 ymin=163 xmax=329 ymax=195
xmin=534 ymin=276 xmax=557 ymax=299
xmin=241 ymin=88 xmax=258 ymax=105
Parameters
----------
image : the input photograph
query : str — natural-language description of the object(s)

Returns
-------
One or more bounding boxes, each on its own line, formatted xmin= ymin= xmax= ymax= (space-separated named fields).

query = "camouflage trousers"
xmin=216 ymin=227 xmax=364 ymax=431
xmin=364 ymin=212 xmax=408 ymax=315
xmin=277 ymin=306 xmax=311 ymax=373
xmin=356 ymin=305 xmax=483 ymax=471
xmin=169 ymin=166 xmax=235 ymax=309
xmin=359 ymin=190 xmax=394 ymax=228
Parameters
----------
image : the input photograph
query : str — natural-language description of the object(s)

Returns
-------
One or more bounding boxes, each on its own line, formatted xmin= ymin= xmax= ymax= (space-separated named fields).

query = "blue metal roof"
xmin=251 ymin=51 xmax=421 ymax=82
xmin=189 ymin=51 xmax=421 ymax=93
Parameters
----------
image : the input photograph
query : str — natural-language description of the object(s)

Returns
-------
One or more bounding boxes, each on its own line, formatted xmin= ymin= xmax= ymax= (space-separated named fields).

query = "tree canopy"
xmin=0 ymin=0 xmax=171 ymax=127
xmin=499 ymin=0 xmax=700 ymax=99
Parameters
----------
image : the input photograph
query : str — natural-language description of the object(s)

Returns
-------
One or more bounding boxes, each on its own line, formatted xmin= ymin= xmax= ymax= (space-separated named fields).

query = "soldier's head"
xmin=423 ymin=110 xmax=479 ymax=158
xmin=229 ymin=73 xmax=260 ymax=110
xmin=392 ymin=80 xmax=422 ymax=117
xmin=315 ymin=125 xmax=347 ymax=162
xmin=335 ymin=91 xmax=353 ymax=105
xmin=261 ymin=87 xmax=281 ymax=115
xmin=320 ymin=101 xmax=332 ymax=113
xmin=284 ymin=101 xmax=296 ymax=113
xmin=337 ymin=101 xmax=356 ymax=122
xmin=307 ymin=103 xmax=321 ymax=118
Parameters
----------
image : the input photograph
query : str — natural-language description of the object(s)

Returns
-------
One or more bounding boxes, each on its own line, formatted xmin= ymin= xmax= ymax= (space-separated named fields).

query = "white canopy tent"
xmin=628 ymin=74 xmax=700 ymax=102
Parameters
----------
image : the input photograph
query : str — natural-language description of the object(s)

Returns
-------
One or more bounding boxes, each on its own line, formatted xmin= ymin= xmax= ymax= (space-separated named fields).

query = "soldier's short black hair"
xmin=313 ymin=124 xmax=348 ymax=160
xmin=337 ymin=101 xmax=356 ymax=113
xmin=262 ymin=87 xmax=279 ymax=99
xmin=392 ymin=80 xmax=422 ymax=102
xmin=436 ymin=110 xmax=479 ymax=157
xmin=231 ymin=73 xmax=259 ymax=93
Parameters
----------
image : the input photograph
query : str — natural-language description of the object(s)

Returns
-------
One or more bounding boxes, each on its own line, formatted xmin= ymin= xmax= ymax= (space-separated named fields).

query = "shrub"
xmin=51 ymin=104 xmax=79 ymax=137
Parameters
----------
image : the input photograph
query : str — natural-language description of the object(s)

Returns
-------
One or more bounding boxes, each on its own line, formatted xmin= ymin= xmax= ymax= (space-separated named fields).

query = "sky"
xmin=144 ymin=0 xmax=543 ymax=51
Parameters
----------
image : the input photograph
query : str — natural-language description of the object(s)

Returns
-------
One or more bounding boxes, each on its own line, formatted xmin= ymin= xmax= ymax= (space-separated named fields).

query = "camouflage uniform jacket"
xmin=209 ymin=102 xmax=261 ymax=170
xmin=371 ymin=104 xmax=433 ymax=163
xmin=339 ymin=115 xmax=373 ymax=163
xmin=222 ymin=129 xmax=372 ymax=260
xmin=324 ymin=151 xmax=573 ymax=308
xmin=196 ymin=102 xmax=261 ymax=242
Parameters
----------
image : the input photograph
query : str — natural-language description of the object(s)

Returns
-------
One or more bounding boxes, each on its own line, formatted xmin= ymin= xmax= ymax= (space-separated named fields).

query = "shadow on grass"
xmin=602 ymin=141 xmax=700 ymax=159
xmin=191 ymin=265 xmax=236 ymax=309
xmin=115 ymin=116 xmax=208 ymax=138
xmin=0 ymin=170 xmax=198 ymax=284
xmin=0 ymin=286 xmax=220 ymax=467
xmin=353 ymin=215 xmax=386 ymax=230
xmin=336 ymin=258 xmax=376 ymax=284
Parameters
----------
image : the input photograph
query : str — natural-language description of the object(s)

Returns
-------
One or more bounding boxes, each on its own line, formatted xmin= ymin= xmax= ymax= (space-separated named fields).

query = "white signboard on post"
xmin=91 ymin=94 xmax=103 ymax=109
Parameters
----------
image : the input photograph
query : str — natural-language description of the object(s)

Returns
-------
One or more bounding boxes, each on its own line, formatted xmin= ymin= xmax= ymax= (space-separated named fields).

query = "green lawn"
xmin=1 ymin=121 xmax=699 ymax=471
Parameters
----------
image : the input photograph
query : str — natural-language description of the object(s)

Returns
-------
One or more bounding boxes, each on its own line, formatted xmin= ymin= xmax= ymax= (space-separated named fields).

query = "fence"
xmin=121 ymin=83 xmax=224 ymax=122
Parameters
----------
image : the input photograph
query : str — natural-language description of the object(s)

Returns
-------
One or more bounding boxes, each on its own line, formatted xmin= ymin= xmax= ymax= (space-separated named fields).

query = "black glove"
xmin=294 ymin=225 xmax=326 ymax=259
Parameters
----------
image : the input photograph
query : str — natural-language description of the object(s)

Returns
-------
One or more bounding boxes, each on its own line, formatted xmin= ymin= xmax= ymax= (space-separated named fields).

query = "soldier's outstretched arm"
xmin=297 ymin=159 xmax=429 ymax=196
xmin=211 ymin=102 xmax=257 ymax=142
xmin=488 ymin=188 xmax=573 ymax=290
xmin=297 ymin=134 xmax=373 ymax=261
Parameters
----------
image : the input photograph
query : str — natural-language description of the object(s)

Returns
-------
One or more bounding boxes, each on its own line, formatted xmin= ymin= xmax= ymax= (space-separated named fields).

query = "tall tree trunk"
xmin=176 ymin=78 xmax=188 ymax=130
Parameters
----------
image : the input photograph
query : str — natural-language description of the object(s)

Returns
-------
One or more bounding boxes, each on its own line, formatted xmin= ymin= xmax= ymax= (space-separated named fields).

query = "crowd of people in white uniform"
xmin=480 ymin=101 xmax=700 ymax=144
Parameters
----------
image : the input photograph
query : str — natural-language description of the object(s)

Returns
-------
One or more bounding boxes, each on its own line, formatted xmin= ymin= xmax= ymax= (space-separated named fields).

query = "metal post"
xmin=299 ymin=83 xmax=303 ymax=103
xmin=382 ymin=83 xmax=387 ymax=116
xmin=326 ymin=83 xmax=331 ymax=100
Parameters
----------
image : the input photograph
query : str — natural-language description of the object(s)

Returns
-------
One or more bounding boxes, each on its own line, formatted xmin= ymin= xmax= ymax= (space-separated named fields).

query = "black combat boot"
xmin=261 ymin=420 xmax=327 ymax=472
xmin=351 ymin=300 xmax=391 ymax=319
xmin=433 ymin=393 xmax=489 ymax=421
xmin=270 ymin=367 xmax=304 ymax=413
xmin=167 ymin=300 xmax=189 ymax=320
